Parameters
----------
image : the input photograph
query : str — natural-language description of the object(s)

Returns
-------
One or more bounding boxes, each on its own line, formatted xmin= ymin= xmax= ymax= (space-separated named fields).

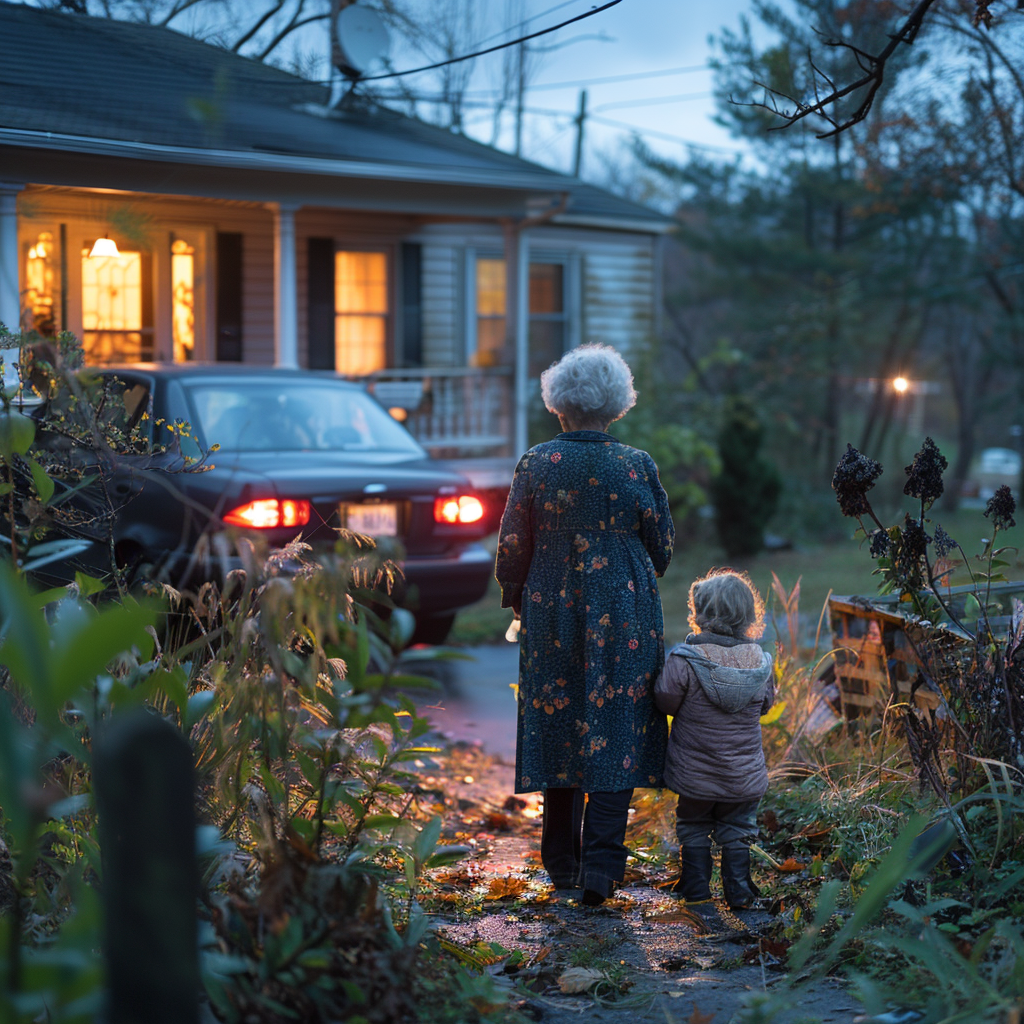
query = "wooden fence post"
xmin=94 ymin=710 xmax=199 ymax=1024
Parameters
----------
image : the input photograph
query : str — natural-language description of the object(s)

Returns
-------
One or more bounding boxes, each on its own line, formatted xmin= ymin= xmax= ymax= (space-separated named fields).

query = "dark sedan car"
xmin=44 ymin=364 xmax=493 ymax=643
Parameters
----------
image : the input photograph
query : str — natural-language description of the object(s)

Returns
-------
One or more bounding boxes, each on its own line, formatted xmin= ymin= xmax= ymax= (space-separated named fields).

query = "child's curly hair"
xmin=688 ymin=568 xmax=765 ymax=640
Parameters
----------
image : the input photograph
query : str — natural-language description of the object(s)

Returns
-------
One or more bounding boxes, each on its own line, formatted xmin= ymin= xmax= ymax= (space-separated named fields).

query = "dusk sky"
xmin=360 ymin=0 xmax=762 ymax=175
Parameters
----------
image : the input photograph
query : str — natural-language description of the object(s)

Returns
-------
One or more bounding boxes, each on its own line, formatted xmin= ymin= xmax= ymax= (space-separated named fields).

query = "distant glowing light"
xmin=88 ymin=236 xmax=121 ymax=259
xmin=893 ymin=376 xmax=910 ymax=393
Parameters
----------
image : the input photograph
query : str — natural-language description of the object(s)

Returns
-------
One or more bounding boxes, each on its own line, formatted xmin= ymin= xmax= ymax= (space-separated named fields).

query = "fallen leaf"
xmin=485 ymin=877 xmax=530 ymax=900
xmin=558 ymin=966 xmax=605 ymax=994
xmin=486 ymin=812 xmax=513 ymax=831
xmin=644 ymin=908 xmax=710 ymax=933
xmin=743 ymin=937 xmax=791 ymax=963
xmin=776 ymin=857 xmax=806 ymax=873
xmin=687 ymin=1006 xmax=715 ymax=1024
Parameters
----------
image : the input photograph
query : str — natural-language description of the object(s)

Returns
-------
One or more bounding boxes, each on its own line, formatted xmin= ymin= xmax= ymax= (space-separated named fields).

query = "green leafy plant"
xmin=0 ymin=536 xmax=506 ymax=1023
xmin=0 ymin=327 xmax=211 ymax=594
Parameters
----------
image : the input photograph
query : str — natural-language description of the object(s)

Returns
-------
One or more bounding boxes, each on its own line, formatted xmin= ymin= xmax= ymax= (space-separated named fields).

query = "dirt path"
xmin=420 ymin=745 xmax=861 ymax=1024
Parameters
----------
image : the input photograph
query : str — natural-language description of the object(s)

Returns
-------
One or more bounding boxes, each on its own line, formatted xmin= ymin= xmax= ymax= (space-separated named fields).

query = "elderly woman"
xmin=495 ymin=343 xmax=674 ymax=905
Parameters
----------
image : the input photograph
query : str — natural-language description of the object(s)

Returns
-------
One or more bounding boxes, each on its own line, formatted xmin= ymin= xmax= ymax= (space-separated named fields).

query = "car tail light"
xmin=434 ymin=494 xmax=485 ymax=525
xmin=223 ymin=499 xmax=311 ymax=529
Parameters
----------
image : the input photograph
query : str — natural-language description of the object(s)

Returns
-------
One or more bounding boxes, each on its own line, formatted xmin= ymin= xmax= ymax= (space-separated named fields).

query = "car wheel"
xmin=411 ymin=613 xmax=456 ymax=646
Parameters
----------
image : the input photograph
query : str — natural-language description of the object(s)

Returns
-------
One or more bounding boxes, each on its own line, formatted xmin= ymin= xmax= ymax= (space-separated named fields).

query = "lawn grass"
xmin=449 ymin=503 xmax=1024 ymax=647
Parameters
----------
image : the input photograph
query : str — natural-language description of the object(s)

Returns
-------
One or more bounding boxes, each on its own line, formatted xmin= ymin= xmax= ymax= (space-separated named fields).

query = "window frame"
xmin=332 ymin=245 xmax=394 ymax=376
xmin=470 ymin=251 xmax=575 ymax=372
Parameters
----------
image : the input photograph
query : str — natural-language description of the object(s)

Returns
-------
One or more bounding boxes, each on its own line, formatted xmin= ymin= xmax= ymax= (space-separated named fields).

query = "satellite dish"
xmin=334 ymin=4 xmax=390 ymax=79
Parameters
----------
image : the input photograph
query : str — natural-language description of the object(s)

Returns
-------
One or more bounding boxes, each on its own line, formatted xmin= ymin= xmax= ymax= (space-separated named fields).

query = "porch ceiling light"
xmin=88 ymin=235 xmax=120 ymax=258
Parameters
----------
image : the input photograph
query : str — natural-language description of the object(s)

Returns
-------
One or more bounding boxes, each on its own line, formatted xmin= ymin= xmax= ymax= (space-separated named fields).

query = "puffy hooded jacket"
xmin=654 ymin=633 xmax=775 ymax=801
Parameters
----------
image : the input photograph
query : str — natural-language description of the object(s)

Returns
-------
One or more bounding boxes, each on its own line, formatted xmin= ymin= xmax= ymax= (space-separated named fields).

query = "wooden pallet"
xmin=827 ymin=596 xmax=943 ymax=716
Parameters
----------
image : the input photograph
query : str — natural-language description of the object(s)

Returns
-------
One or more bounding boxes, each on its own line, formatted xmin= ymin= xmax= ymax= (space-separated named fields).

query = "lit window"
xmin=474 ymin=259 xmax=567 ymax=374
xmin=528 ymin=262 xmax=565 ymax=377
xmin=335 ymin=251 xmax=388 ymax=374
xmin=475 ymin=257 xmax=507 ymax=367
xmin=81 ymin=245 xmax=153 ymax=364
xmin=171 ymin=238 xmax=195 ymax=363
xmin=24 ymin=231 xmax=57 ymax=336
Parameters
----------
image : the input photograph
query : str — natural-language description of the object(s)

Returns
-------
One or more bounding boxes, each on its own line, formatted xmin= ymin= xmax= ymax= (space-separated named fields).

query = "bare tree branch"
xmin=158 ymin=0 xmax=209 ymax=27
xmin=740 ymin=0 xmax=941 ymax=138
xmin=231 ymin=0 xmax=286 ymax=54
xmin=257 ymin=6 xmax=329 ymax=61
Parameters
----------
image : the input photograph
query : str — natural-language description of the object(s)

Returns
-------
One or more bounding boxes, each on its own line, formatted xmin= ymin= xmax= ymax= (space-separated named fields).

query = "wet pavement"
xmin=410 ymin=643 xmax=520 ymax=761
xmin=419 ymin=746 xmax=863 ymax=1024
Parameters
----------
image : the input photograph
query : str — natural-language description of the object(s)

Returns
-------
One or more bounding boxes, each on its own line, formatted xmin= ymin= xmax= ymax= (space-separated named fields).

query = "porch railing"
xmin=365 ymin=367 xmax=513 ymax=455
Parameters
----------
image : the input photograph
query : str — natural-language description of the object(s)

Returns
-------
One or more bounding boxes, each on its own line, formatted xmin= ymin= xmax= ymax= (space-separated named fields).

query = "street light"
xmin=893 ymin=376 xmax=909 ymax=394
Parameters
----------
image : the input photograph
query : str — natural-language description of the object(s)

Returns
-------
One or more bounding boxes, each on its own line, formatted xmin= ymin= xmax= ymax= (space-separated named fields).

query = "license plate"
xmin=343 ymin=502 xmax=398 ymax=537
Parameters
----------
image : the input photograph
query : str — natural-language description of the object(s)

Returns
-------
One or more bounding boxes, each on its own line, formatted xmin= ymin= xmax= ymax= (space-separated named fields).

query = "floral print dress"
xmin=495 ymin=431 xmax=675 ymax=794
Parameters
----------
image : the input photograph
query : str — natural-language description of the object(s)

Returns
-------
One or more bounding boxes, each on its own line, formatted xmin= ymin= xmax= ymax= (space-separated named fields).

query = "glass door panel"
xmin=81 ymin=243 xmax=153 ymax=364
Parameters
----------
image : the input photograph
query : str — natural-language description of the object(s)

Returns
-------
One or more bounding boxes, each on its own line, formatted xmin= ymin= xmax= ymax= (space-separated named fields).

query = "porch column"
xmin=272 ymin=202 xmax=300 ymax=368
xmin=505 ymin=223 xmax=530 ymax=456
xmin=0 ymin=183 xmax=23 ymax=335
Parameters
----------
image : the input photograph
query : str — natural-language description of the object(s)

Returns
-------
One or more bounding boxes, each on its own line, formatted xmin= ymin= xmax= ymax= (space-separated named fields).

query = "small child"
xmin=654 ymin=569 xmax=775 ymax=909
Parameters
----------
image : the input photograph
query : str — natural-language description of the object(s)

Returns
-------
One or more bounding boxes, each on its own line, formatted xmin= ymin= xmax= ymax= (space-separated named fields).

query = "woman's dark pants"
xmin=541 ymin=787 xmax=634 ymax=897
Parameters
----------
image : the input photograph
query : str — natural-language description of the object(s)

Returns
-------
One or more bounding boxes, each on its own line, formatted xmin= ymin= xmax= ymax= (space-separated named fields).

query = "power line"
xmin=473 ymin=0 xmax=587 ymax=48
xmin=448 ymin=62 xmax=716 ymax=97
xmin=592 ymin=90 xmax=713 ymax=113
xmin=367 ymin=89 xmax=738 ymax=153
xmin=357 ymin=0 xmax=624 ymax=82
xmin=587 ymin=113 xmax=743 ymax=153
xmin=523 ymin=62 xmax=716 ymax=92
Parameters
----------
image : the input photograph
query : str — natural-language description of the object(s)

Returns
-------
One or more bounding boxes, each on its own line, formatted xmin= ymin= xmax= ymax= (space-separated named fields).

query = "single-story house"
xmin=0 ymin=1 xmax=671 ymax=467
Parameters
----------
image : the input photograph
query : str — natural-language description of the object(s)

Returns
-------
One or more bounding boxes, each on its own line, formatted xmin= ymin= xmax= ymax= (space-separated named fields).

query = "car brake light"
xmin=223 ymin=499 xmax=311 ymax=529
xmin=434 ymin=494 xmax=485 ymax=525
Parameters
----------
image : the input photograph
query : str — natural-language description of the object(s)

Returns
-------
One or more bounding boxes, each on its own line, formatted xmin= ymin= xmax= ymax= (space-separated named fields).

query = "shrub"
xmin=711 ymin=395 xmax=781 ymax=557
xmin=0 ymin=332 xmax=507 ymax=1022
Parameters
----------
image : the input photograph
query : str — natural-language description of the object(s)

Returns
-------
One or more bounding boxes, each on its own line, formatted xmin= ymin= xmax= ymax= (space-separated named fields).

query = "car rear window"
xmin=183 ymin=380 xmax=425 ymax=455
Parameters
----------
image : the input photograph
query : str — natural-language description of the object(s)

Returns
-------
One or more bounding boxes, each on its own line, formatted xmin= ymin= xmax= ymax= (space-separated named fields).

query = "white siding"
xmin=581 ymin=244 xmax=655 ymax=354
xmin=421 ymin=244 xmax=461 ymax=366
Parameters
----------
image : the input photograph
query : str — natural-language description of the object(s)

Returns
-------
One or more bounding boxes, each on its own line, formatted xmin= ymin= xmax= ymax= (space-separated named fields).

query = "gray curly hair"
xmin=539 ymin=343 xmax=637 ymax=425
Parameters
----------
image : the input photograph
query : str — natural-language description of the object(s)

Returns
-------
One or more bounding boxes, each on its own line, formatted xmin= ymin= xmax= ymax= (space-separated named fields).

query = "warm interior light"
xmin=88 ymin=236 xmax=121 ymax=259
xmin=434 ymin=494 xmax=485 ymax=525
xmin=893 ymin=376 xmax=909 ymax=393
xmin=171 ymin=237 xmax=195 ymax=363
xmin=224 ymin=498 xmax=311 ymax=529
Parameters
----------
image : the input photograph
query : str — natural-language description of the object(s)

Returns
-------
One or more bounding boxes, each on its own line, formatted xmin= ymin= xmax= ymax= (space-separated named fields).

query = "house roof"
xmin=0 ymin=2 xmax=670 ymax=232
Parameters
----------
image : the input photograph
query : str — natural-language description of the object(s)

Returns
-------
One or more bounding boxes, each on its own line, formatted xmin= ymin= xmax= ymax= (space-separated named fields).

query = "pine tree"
xmin=712 ymin=395 xmax=781 ymax=558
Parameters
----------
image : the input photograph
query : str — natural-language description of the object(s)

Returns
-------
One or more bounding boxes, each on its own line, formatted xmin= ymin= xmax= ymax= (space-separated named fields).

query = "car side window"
xmin=164 ymin=380 xmax=204 ymax=463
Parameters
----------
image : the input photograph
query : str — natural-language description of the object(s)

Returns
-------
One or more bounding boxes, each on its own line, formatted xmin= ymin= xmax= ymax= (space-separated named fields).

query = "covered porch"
xmin=0 ymin=183 xmax=566 ymax=462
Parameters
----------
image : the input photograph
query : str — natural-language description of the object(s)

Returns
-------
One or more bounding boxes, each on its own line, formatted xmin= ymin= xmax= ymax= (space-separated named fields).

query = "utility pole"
xmin=514 ymin=37 xmax=526 ymax=157
xmin=572 ymin=89 xmax=587 ymax=177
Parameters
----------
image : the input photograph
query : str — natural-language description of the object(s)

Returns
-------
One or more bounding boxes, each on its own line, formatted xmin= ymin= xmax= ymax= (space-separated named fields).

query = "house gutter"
xmin=551 ymin=213 xmax=674 ymax=235
xmin=0 ymin=126 xmax=572 ymax=193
